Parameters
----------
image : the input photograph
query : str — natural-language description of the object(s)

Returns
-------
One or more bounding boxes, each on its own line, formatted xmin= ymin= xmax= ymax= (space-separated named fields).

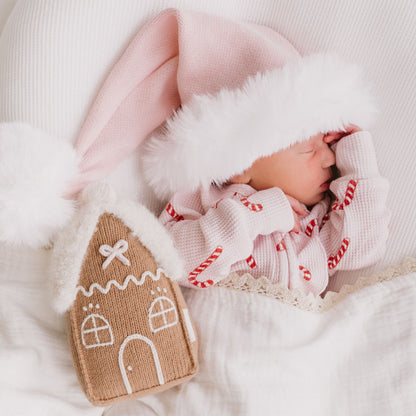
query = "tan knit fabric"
xmin=67 ymin=213 xmax=198 ymax=406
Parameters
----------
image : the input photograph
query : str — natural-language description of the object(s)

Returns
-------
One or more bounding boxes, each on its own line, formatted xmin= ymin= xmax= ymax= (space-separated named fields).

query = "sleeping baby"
xmin=155 ymin=124 xmax=389 ymax=296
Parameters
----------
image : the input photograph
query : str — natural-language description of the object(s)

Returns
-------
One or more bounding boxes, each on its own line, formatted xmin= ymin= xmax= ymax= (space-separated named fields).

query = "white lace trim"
xmin=215 ymin=257 xmax=416 ymax=312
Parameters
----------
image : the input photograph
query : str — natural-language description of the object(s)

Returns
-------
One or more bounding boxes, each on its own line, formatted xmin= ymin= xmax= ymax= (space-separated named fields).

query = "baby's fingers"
xmin=324 ymin=131 xmax=344 ymax=145
xmin=324 ymin=125 xmax=363 ymax=144
xmin=286 ymin=195 xmax=307 ymax=216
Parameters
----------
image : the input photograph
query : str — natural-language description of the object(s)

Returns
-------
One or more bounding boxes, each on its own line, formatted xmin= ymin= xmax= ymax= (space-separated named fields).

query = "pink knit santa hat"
xmin=0 ymin=8 xmax=377 ymax=248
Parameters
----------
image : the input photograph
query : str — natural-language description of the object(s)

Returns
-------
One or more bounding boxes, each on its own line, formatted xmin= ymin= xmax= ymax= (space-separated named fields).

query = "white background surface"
xmin=0 ymin=0 xmax=15 ymax=34
xmin=0 ymin=1 xmax=415 ymax=415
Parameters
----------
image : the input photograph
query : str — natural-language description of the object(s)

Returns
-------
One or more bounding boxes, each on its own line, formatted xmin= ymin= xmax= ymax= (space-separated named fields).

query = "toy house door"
xmin=119 ymin=334 xmax=165 ymax=395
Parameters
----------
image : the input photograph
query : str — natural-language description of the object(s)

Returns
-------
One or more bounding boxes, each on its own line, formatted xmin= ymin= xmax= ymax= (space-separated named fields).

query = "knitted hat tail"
xmin=67 ymin=8 xmax=299 ymax=196
xmin=68 ymin=10 xmax=181 ymax=195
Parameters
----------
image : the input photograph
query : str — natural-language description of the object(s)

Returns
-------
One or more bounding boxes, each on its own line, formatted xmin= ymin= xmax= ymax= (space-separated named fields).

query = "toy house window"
xmin=81 ymin=313 xmax=114 ymax=349
xmin=149 ymin=296 xmax=178 ymax=333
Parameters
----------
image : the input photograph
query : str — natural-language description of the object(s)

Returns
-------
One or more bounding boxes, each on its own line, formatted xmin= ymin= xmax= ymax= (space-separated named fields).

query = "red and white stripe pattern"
xmin=188 ymin=245 xmax=223 ymax=288
xmin=299 ymin=265 xmax=311 ymax=281
xmin=166 ymin=203 xmax=184 ymax=222
xmin=276 ymin=241 xmax=286 ymax=251
xmin=240 ymin=196 xmax=263 ymax=212
xmin=328 ymin=238 xmax=350 ymax=270
xmin=233 ymin=192 xmax=263 ymax=212
xmin=321 ymin=213 xmax=330 ymax=227
xmin=332 ymin=180 xmax=358 ymax=211
xmin=245 ymin=254 xmax=257 ymax=269
xmin=305 ymin=218 xmax=318 ymax=237
xmin=214 ymin=198 xmax=224 ymax=209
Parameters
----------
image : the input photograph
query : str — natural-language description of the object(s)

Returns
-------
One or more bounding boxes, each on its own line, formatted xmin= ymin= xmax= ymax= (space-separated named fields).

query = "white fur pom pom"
xmin=0 ymin=123 xmax=79 ymax=248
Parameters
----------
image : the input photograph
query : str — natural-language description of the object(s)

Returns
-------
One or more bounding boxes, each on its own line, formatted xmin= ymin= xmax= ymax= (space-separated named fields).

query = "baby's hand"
xmin=324 ymin=124 xmax=362 ymax=146
xmin=286 ymin=195 xmax=307 ymax=233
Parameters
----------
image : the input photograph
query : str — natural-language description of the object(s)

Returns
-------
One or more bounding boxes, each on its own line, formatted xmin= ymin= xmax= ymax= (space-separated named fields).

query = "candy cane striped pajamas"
xmin=160 ymin=132 xmax=390 ymax=297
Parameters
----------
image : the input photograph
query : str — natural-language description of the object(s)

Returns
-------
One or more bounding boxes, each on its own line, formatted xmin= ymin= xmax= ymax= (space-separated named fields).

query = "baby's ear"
xmin=228 ymin=170 xmax=251 ymax=185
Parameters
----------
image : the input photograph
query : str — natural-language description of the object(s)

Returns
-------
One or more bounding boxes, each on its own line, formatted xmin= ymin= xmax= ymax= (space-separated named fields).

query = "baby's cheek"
xmin=303 ymin=163 xmax=322 ymax=191
xmin=304 ymin=160 xmax=318 ymax=180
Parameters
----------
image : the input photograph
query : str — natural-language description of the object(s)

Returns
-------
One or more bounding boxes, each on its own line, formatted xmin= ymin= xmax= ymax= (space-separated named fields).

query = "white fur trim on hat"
xmin=0 ymin=123 xmax=79 ymax=248
xmin=142 ymin=53 xmax=378 ymax=198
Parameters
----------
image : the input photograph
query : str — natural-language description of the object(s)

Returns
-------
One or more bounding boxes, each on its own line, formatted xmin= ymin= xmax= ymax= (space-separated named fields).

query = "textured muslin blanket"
xmin=106 ymin=276 xmax=416 ymax=415
xmin=1 ymin=1 xmax=416 ymax=415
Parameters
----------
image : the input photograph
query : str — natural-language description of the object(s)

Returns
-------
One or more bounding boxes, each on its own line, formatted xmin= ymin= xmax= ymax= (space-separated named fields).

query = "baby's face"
xmin=237 ymin=133 xmax=335 ymax=206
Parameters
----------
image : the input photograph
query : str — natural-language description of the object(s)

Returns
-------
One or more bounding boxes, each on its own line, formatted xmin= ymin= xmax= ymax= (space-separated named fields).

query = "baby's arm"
xmin=319 ymin=130 xmax=390 ymax=274
xmin=160 ymin=187 xmax=294 ymax=287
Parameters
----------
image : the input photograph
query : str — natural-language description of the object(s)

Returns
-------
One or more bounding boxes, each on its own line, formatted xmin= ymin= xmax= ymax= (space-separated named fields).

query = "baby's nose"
xmin=322 ymin=145 xmax=336 ymax=168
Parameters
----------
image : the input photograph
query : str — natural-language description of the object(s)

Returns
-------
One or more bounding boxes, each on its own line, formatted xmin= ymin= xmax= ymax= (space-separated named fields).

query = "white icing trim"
xmin=148 ymin=296 xmax=178 ymax=333
xmin=99 ymin=239 xmax=130 ymax=270
xmin=119 ymin=334 xmax=164 ymax=395
xmin=81 ymin=313 xmax=114 ymax=349
xmin=76 ymin=268 xmax=164 ymax=298
xmin=182 ymin=308 xmax=196 ymax=343
xmin=50 ymin=183 xmax=184 ymax=314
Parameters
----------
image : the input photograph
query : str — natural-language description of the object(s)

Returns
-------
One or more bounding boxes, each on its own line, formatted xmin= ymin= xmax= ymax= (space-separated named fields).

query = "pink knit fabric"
xmin=160 ymin=132 xmax=390 ymax=296
xmin=68 ymin=8 xmax=299 ymax=196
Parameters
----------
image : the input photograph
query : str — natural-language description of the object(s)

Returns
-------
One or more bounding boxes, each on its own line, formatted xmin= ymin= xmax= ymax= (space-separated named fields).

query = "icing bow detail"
xmin=99 ymin=239 xmax=131 ymax=270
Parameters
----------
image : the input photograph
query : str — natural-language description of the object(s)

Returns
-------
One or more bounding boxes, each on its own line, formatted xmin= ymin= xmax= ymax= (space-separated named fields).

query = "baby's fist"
xmin=286 ymin=195 xmax=306 ymax=233
xmin=324 ymin=125 xmax=362 ymax=146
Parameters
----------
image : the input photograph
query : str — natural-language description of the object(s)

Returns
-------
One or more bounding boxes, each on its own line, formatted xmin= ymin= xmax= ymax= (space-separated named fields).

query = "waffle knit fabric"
xmin=160 ymin=131 xmax=390 ymax=296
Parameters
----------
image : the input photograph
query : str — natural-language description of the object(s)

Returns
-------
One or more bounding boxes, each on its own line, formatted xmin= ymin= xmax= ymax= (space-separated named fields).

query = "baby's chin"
xmin=303 ymin=192 xmax=327 ymax=208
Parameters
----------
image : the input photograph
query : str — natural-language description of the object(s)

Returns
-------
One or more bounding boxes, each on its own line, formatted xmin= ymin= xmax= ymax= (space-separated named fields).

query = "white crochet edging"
xmin=216 ymin=257 xmax=416 ymax=312
xmin=50 ymin=183 xmax=184 ymax=314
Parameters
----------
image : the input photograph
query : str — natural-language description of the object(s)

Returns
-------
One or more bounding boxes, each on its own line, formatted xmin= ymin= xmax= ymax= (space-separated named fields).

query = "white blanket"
xmin=115 ymin=277 xmax=416 ymax=415
xmin=1 ymin=243 xmax=415 ymax=415
xmin=1 ymin=1 xmax=416 ymax=415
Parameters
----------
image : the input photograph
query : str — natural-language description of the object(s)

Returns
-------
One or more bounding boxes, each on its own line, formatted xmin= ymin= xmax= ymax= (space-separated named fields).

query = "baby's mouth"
xmin=320 ymin=178 xmax=332 ymax=190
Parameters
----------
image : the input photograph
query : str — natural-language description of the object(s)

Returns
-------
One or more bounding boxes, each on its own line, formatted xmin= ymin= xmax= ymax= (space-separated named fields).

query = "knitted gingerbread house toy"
xmin=50 ymin=184 xmax=198 ymax=406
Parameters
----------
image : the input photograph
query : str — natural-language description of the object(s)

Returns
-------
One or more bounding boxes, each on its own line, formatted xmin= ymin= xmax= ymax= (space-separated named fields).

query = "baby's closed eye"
xmin=299 ymin=145 xmax=315 ymax=154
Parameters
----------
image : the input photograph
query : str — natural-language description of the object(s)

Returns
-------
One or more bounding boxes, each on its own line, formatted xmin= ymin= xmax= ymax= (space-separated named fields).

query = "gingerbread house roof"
xmin=50 ymin=183 xmax=184 ymax=313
